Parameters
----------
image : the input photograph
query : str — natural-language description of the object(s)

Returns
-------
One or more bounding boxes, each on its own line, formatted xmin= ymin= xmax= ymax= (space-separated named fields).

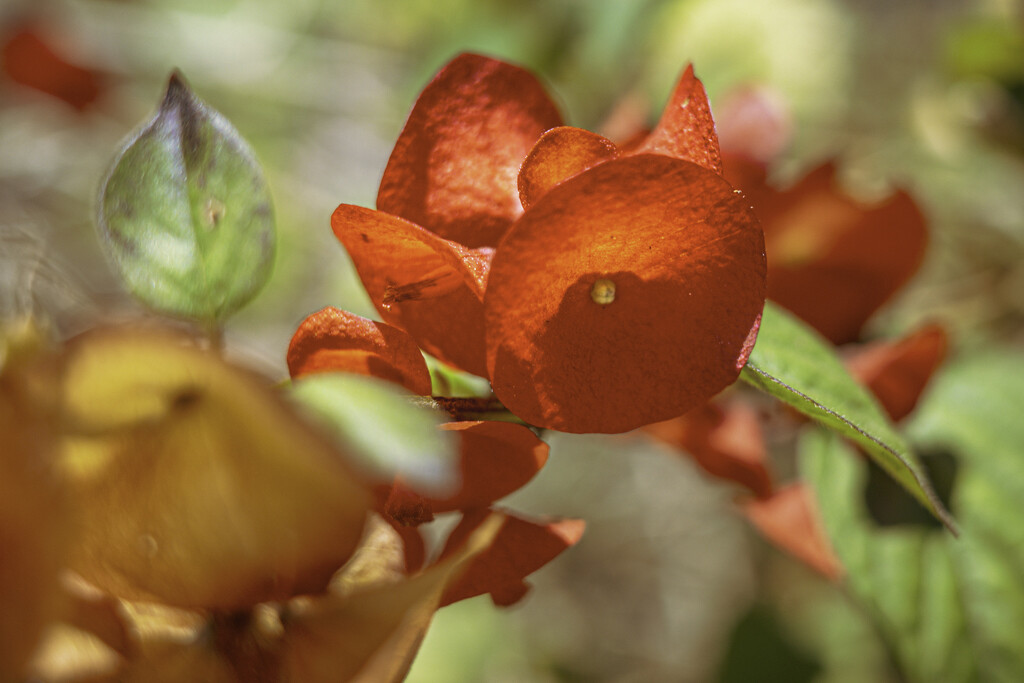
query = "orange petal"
xmin=647 ymin=401 xmax=773 ymax=499
xmin=485 ymin=154 xmax=766 ymax=433
xmin=632 ymin=64 xmax=722 ymax=174
xmin=438 ymin=509 xmax=585 ymax=608
xmin=845 ymin=324 xmax=948 ymax=422
xmin=518 ymin=126 xmax=619 ymax=210
xmin=1 ymin=22 xmax=104 ymax=111
xmin=743 ymin=483 xmax=843 ymax=580
xmin=332 ymin=204 xmax=491 ymax=376
xmin=287 ymin=307 xmax=432 ymax=395
xmin=377 ymin=53 xmax=563 ymax=248
xmin=430 ymin=421 xmax=549 ymax=512
xmin=759 ymin=162 xmax=928 ymax=344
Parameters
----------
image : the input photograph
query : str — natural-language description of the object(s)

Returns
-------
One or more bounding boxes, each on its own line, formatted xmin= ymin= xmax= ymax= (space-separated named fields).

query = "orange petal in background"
xmin=376 ymin=53 xmax=563 ymax=248
xmin=755 ymin=162 xmax=929 ymax=344
xmin=287 ymin=307 xmax=432 ymax=395
xmin=438 ymin=509 xmax=585 ymax=608
xmin=647 ymin=401 xmax=773 ymax=499
xmin=486 ymin=154 xmax=766 ymax=433
xmin=743 ymin=483 xmax=844 ymax=581
xmin=632 ymin=64 xmax=722 ymax=174
xmin=1 ymin=21 xmax=104 ymax=111
xmin=332 ymin=204 xmax=491 ymax=377
xmin=430 ymin=421 xmax=549 ymax=512
xmin=518 ymin=126 xmax=619 ymax=210
xmin=845 ymin=324 xmax=948 ymax=422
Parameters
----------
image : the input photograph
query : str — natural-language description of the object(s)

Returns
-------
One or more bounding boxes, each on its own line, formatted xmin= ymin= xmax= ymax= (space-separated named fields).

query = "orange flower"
xmin=333 ymin=53 xmax=767 ymax=433
xmin=286 ymin=306 xmax=580 ymax=605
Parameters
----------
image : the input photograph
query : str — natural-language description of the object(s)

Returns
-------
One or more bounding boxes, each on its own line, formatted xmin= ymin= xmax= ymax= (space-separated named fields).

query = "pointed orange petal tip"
xmin=518 ymin=126 xmax=620 ymax=210
xmin=634 ymin=63 xmax=722 ymax=174
xmin=377 ymin=53 xmax=563 ymax=248
xmin=438 ymin=510 xmax=585 ymax=608
xmin=743 ymin=483 xmax=843 ymax=580
xmin=287 ymin=307 xmax=432 ymax=395
xmin=331 ymin=204 xmax=491 ymax=376
xmin=486 ymin=154 xmax=766 ymax=433
xmin=845 ymin=324 xmax=948 ymax=422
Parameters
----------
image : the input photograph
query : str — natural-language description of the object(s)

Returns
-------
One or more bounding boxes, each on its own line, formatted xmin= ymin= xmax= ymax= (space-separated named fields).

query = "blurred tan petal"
xmin=0 ymin=352 xmax=66 ymax=681
xmin=58 ymin=328 xmax=373 ymax=610
xmin=280 ymin=514 xmax=503 ymax=683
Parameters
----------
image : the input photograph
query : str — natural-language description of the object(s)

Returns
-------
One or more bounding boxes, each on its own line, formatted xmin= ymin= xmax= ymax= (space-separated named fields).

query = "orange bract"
xmin=377 ymin=53 xmax=563 ymax=249
xmin=846 ymin=324 xmax=948 ymax=422
xmin=287 ymin=307 xmax=432 ymax=395
xmin=438 ymin=509 xmax=585 ymax=607
xmin=647 ymin=401 xmax=773 ymax=499
xmin=332 ymin=204 xmax=492 ymax=376
xmin=743 ymin=483 xmax=844 ymax=580
xmin=633 ymin=64 xmax=722 ymax=174
xmin=750 ymin=162 xmax=928 ymax=344
xmin=518 ymin=126 xmax=619 ymax=210
xmin=485 ymin=154 xmax=766 ymax=433
xmin=1 ymin=22 xmax=104 ymax=111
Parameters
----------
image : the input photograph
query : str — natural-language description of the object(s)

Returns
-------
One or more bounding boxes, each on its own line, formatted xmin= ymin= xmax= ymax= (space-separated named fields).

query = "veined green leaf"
xmin=799 ymin=429 xmax=974 ymax=683
xmin=741 ymin=302 xmax=955 ymax=533
xmin=97 ymin=71 xmax=275 ymax=325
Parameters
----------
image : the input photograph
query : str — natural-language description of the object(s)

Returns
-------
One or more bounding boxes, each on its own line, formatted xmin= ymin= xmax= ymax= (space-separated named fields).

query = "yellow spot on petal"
xmin=591 ymin=278 xmax=616 ymax=305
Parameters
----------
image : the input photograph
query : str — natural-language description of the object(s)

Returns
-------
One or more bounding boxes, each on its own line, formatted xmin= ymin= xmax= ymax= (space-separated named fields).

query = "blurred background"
xmin=2 ymin=0 xmax=1022 ymax=681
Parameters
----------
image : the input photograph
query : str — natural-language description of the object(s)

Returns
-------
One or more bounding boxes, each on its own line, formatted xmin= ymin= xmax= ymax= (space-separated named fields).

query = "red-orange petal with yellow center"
xmin=632 ymin=64 xmax=722 ymax=174
xmin=743 ymin=483 xmax=844 ymax=580
xmin=377 ymin=53 xmax=563 ymax=249
xmin=845 ymin=324 xmax=948 ymax=422
xmin=438 ymin=509 xmax=585 ymax=607
xmin=287 ymin=307 xmax=432 ymax=395
xmin=485 ymin=154 xmax=766 ymax=434
xmin=332 ymin=204 xmax=491 ymax=377
xmin=517 ymin=126 xmax=620 ymax=210
xmin=646 ymin=401 xmax=773 ymax=499
xmin=758 ymin=162 xmax=928 ymax=344
xmin=429 ymin=421 xmax=549 ymax=512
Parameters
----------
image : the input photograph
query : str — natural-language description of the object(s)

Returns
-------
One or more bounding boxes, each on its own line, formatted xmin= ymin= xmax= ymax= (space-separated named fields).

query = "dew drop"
xmin=591 ymin=278 xmax=616 ymax=305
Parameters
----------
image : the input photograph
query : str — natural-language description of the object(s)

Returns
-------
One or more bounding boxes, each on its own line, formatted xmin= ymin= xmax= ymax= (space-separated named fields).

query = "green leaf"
xmin=799 ymin=429 xmax=975 ymax=683
xmin=907 ymin=350 xmax=1024 ymax=682
xmin=741 ymin=302 xmax=955 ymax=533
xmin=97 ymin=71 xmax=275 ymax=325
xmin=289 ymin=373 xmax=459 ymax=498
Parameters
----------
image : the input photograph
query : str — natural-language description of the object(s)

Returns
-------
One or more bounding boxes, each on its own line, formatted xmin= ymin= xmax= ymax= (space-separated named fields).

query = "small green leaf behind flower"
xmin=97 ymin=70 xmax=275 ymax=326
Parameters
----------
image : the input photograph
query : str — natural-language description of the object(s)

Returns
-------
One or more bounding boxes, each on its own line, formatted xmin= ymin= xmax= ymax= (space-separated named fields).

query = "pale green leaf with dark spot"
xmin=97 ymin=71 xmax=275 ymax=324
xmin=741 ymin=302 xmax=955 ymax=532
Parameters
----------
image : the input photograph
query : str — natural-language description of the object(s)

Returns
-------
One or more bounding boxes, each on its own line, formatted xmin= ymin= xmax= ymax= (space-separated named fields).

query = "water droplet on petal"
xmin=591 ymin=278 xmax=616 ymax=305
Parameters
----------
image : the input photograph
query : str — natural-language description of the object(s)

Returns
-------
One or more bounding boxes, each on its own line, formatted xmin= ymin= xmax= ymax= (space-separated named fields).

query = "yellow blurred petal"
xmin=58 ymin=328 xmax=373 ymax=609
xmin=24 ymin=624 xmax=121 ymax=683
xmin=280 ymin=514 xmax=503 ymax=683
xmin=0 ymin=357 xmax=66 ymax=681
